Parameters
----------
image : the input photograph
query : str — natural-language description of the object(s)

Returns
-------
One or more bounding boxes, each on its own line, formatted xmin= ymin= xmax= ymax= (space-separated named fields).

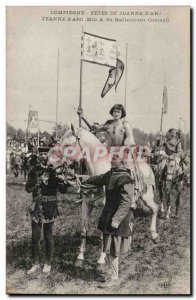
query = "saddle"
xmin=94 ymin=130 xmax=111 ymax=147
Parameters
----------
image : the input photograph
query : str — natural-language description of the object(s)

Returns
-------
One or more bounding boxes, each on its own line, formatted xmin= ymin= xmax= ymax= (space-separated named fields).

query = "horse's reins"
xmin=166 ymin=156 xmax=182 ymax=182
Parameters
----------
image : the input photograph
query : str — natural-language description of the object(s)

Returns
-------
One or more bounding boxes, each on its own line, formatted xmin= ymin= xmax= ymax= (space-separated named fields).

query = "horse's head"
xmin=60 ymin=122 xmax=78 ymax=148
xmin=43 ymin=122 xmax=80 ymax=169
xmin=59 ymin=122 xmax=111 ymax=175
xmin=166 ymin=155 xmax=182 ymax=181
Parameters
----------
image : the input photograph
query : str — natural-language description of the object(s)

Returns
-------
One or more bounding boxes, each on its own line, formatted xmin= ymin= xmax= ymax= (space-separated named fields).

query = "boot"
xmin=43 ymin=264 xmax=51 ymax=274
xmin=27 ymin=264 xmax=40 ymax=275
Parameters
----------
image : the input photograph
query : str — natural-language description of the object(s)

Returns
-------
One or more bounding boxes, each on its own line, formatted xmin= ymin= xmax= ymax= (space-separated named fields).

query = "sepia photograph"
xmin=6 ymin=6 xmax=191 ymax=295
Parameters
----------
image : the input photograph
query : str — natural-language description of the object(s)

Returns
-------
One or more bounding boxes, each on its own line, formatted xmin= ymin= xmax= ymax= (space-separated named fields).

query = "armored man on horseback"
xmin=156 ymin=128 xmax=188 ymax=218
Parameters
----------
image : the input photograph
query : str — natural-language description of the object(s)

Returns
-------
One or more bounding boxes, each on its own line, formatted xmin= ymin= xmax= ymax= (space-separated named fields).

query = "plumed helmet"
xmin=110 ymin=104 xmax=126 ymax=118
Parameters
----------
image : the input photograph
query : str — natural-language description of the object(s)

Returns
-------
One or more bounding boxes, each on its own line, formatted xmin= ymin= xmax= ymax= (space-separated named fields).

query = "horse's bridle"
xmin=165 ymin=156 xmax=182 ymax=180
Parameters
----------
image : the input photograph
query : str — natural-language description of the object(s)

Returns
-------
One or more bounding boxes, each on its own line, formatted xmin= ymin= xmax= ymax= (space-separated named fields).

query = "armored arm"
xmin=123 ymin=121 xmax=135 ymax=146
xmin=77 ymin=107 xmax=94 ymax=130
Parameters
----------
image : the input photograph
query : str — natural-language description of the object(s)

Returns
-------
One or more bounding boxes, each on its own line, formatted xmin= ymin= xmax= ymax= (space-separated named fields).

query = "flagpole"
xmin=26 ymin=112 xmax=29 ymax=139
xmin=26 ymin=104 xmax=31 ymax=138
xmin=124 ymin=43 xmax=128 ymax=114
xmin=160 ymin=108 xmax=163 ymax=132
xmin=38 ymin=122 xmax=40 ymax=147
xmin=56 ymin=49 xmax=60 ymax=139
xmin=79 ymin=26 xmax=84 ymax=127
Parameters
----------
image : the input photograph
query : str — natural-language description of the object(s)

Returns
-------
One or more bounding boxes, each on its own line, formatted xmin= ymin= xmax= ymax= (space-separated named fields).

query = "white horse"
xmin=58 ymin=123 xmax=159 ymax=266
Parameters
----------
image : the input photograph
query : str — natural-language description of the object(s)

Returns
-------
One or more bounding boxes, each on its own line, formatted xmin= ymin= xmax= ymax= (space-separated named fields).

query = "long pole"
xmin=39 ymin=119 xmax=56 ymax=124
xmin=160 ymin=108 xmax=163 ymax=132
xmin=26 ymin=117 xmax=29 ymax=139
xmin=79 ymin=27 xmax=84 ymax=127
xmin=184 ymin=120 xmax=187 ymax=152
xmin=179 ymin=117 xmax=187 ymax=152
xmin=124 ymin=43 xmax=128 ymax=113
xmin=38 ymin=122 xmax=40 ymax=147
xmin=179 ymin=117 xmax=181 ymax=129
xmin=56 ymin=49 xmax=60 ymax=139
xmin=26 ymin=104 xmax=31 ymax=138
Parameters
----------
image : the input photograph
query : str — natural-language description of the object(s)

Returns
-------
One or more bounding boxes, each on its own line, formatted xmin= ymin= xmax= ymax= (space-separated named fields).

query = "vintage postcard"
xmin=6 ymin=6 xmax=191 ymax=295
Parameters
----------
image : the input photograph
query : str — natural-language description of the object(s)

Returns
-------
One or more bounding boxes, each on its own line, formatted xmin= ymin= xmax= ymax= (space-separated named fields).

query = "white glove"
xmin=111 ymin=220 xmax=119 ymax=228
xmin=57 ymin=174 xmax=66 ymax=181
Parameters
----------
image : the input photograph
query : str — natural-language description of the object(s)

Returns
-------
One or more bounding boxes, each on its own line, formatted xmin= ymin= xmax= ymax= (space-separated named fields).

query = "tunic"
xmin=85 ymin=167 xmax=135 ymax=256
xmin=85 ymin=167 xmax=135 ymax=236
xmin=26 ymin=164 xmax=67 ymax=223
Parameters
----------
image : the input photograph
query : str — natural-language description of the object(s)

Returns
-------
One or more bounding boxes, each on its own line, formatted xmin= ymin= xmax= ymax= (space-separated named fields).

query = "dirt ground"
xmin=6 ymin=172 xmax=191 ymax=295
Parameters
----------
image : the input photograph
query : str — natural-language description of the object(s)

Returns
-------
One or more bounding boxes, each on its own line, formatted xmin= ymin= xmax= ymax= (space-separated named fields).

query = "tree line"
xmin=6 ymin=122 xmax=190 ymax=150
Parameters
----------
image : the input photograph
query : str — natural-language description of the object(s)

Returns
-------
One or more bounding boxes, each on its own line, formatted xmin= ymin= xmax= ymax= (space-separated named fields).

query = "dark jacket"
xmin=85 ymin=167 xmax=134 ymax=237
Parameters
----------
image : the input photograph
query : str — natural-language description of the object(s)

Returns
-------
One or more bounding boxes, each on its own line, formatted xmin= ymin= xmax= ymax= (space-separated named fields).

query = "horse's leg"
xmin=75 ymin=199 xmax=90 ymax=266
xmin=75 ymin=197 xmax=95 ymax=266
xmin=159 ymin=182 xmax=164 ymax=213
xmin=75 ymin=226 xmax=87 ymax=266
xmin=128 ymin=221 xmax=134 ymax=254
xmin=175 ymin=193 xmax=180 ymax=217
xmin=24 ymin=168 xmax=27 ymax=182
xmin=158 ymin=160 xmax=167 ymax=213
xmin=166 ymin=204 xmax=171 ymax=219
xmin=97 ymin=232 xmax=106 ymax=268
xmin=96 ymin=192 xmax=107 ymax=266
xmin=175 ymin=181 xmax=183 ymax=216
xmin=165 ymin=181 xmax=172 ymax=219
xmin=16 ymin=166 xmax=19 ymax=178
xmin=141 ymin=185 xmax=159 ymax=243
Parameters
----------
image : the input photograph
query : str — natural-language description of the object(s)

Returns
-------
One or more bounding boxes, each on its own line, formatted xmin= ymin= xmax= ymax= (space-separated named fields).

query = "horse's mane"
xmin=77 ymin=128 xmax=104 ymax=148
xmin=60 ymin=126 xmax=111 ymax=175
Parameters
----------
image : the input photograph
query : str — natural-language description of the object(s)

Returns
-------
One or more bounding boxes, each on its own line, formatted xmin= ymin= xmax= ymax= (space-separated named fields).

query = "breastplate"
xmin=105 ymin=123 xmax=125 ymax=146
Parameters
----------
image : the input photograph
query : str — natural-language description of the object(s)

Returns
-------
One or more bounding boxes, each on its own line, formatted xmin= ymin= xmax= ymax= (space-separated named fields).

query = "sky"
xmin=6 ymin=6 xmax=190 ymax=134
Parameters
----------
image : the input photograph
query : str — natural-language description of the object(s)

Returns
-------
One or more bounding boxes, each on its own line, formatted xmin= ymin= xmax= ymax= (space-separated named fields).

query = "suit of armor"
xmin=92 ymin=119 xmax=135 ymax=147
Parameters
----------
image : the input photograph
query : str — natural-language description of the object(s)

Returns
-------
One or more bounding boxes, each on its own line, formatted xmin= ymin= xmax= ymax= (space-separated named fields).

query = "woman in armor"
xmin=77 ymin=104 xmax=135 ymax=147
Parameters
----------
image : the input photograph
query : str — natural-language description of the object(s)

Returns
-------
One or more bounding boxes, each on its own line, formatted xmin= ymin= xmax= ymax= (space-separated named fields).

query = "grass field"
xmin=6 ymin=172 xmax=191 ymax=295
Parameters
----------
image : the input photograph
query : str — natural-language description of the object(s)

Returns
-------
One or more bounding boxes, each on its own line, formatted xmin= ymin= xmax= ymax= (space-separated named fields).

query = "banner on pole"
xmin=81 ymin=32 xmax=117 ymax=67
xmin=101 ymin=59 xmax=124 ymax=98
xmin=28 ymin=110 xmax=39 ymax=133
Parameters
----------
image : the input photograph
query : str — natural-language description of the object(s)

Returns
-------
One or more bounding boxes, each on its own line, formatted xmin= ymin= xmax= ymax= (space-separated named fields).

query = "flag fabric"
xmin=162 ymin=85 xmax=168 ymax=114
xmin=28 ymin=110 xmax=39 ymax=132
xmin=101 ymin=66 xmax=116 ymax=98
xmin=81 ymin=32 xmax=117 ymax=67
xmin=101 ymin=59 xmax=124 ymax=98
xmin=115 ymin=59 xmax=124 ymax=90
